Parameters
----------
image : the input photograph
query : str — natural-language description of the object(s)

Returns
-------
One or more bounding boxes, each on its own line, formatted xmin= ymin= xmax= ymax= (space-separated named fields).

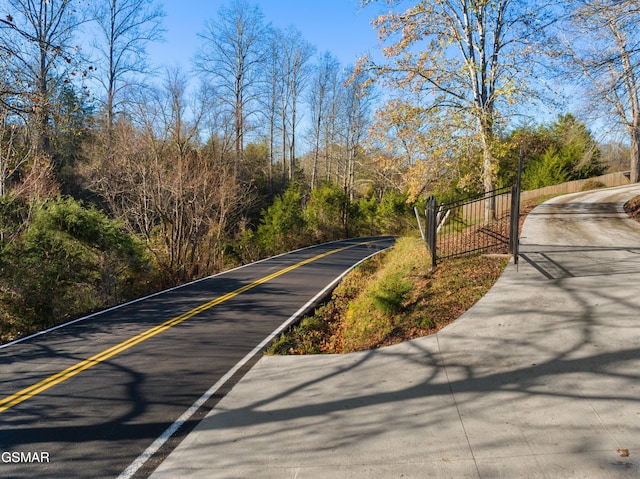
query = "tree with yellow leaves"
xmin=359 ymin=0 xmax=559 ymax=219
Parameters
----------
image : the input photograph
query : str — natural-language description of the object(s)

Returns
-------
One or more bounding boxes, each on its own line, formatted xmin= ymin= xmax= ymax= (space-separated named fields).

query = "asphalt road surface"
xmin=0 ymin=236 xmax=395 ymax=479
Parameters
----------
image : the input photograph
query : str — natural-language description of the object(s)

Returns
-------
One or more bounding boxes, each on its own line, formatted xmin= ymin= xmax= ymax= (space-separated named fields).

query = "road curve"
xmin=0 ymin=236 xmax=395 ymax=479
xmin=523 ymin=185 xmax=640 ymax=247
xmin=519 ymin=185 xmax=640 ymax=279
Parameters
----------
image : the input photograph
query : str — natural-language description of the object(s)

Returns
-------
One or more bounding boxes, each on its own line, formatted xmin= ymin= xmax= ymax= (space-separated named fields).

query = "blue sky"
xmin=147 ymin=0 xmax=384 ymax=71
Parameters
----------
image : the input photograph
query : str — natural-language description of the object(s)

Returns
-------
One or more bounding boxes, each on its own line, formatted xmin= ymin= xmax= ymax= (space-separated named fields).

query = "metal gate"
xmin=421 ymin=184 xmax=521 ymax=267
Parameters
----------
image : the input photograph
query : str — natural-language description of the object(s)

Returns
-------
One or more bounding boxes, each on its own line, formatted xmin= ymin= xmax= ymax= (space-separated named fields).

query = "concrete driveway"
xmin=148 ymin=184 xmax=640 ymax=479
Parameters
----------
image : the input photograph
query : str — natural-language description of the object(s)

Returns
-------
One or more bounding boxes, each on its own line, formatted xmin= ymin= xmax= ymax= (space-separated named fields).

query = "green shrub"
xmin=255 ymin=185 xmax=308 ymax=256
xmin=522 ymin=147 xmax=571 ymax=190
xmin=1 ymin=196 xmax=151 ymax=341
xmin=252 ymin=183 xmax=414 ymax=260
xmin=305 ymin=183 xmax=348 ymax=242
xmin=521 ymin=115 xmax=605 ymax=190
xmin=351 ymin=189 xmax=414 ymax=237
xmin=376 ymin=190 xmax=413 ymax=234
xmin=267 ymin=316 xmax=327 ymax=355
xmin=369 ymin=268 xmax=413 ymax=315
xmin=351 ymin=195 xmax=379 ymax=236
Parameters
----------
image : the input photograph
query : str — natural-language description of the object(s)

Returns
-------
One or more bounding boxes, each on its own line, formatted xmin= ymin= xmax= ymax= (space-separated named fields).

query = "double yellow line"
xmin=0 ymin=241 xmax=373 ymax=414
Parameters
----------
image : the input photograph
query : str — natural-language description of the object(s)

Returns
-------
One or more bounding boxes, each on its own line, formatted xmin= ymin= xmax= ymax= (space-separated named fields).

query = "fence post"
xmin=414 ymin=206 xmax=426 ymax=241
xmin=509 ymin=186 xmax=518 ymax=254
xmin=509 ymin=149 xmax=523 ymax=265
xmin=425 ymin=197 xmax=438 ymax=268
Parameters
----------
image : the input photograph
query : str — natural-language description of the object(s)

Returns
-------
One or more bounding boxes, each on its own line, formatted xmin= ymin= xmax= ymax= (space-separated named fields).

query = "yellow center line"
xmin=0 ymin=240 xmax=379 ymax=414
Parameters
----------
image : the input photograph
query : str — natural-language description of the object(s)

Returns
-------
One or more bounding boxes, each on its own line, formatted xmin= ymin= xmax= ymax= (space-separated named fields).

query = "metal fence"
xmin=421 ymin=185 xmax=521 ymax=267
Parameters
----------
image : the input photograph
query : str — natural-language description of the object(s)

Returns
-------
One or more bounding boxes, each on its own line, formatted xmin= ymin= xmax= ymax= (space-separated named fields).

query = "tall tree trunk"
xmin=37 ymin=41 xmax=51 ymax=157
xmin=289 ymin=103 xmax=296 ymax=181
xmin=312 ymin=116 xmax=320 ymax=189
xmin=269 ymin=114 xmax=274 ymax=194
xmin=281 ymin=105 xmax=287 ymax=188
xmin=630 ymin=115 xmax=640 ymax=183
xmin=479 ymin=117 xmax=497 ymax=223
xmin=235 ymin=80 xmax=243 ymax=177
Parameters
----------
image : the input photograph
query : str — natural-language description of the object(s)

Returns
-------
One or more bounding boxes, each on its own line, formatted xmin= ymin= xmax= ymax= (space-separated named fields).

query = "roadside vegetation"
xmin=266 ymin=196 xmax=547 ymax=355
xmin=0 ymin=196 xmax=152 ymax=343
xmin=0 ymin=188 xmax=415 ymax=344
xmin=267 ymin=237 xmax=508 ymax=354
xmin=271 ymin=187 xmax=640 ymax=356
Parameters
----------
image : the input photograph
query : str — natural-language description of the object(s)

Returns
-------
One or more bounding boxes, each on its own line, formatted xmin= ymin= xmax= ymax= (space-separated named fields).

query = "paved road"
xmin=0 ymin=236 xmax=394 ymax=479
xmin=149 ymin=184 xmax=640 ymax=478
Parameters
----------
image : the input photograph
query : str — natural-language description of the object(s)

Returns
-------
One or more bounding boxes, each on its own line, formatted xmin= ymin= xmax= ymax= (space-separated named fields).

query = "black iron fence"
xmin=420 ymin=185 xmax=521 ymax=267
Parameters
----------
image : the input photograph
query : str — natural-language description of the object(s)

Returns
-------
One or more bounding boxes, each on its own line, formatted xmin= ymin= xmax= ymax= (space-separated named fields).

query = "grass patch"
xmin=266 ymin=236 xmax=508 ymax=355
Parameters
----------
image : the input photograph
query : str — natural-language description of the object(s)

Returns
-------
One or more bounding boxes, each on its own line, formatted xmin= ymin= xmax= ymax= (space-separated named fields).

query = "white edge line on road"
xmin=0 ymin=237 xmax=384 ymax=350
xmin=116 ymin=245 xmax=392 ymax=479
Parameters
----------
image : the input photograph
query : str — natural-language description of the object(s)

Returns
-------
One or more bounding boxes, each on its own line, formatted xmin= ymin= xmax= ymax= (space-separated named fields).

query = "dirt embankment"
xmin=624 ymin=196 xmax=640 ymax=221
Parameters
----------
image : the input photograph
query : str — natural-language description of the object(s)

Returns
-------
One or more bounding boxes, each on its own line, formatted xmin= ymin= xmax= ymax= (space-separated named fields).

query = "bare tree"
xmin=0 ymin=0 xmax=85 ymax=156
xmin=324 ymin=63 xmax=344 ymax=185
xmin=262 ymin=27 xmax=281 ymax=193
xmin=341 ymin=68 xmax=372 ymax=201
xmin=308 ymin=52 xmax=340 ymax=189
xmin=92 ymin=0 xmax=165 ymax=130
xmin=253 ymin=25 xmax=313 ymax=189
xmin=279 ymin=26 xmax=314 ymax=181
xmin=0 ymin=112 xmax=30 ymax=197
xmin=196 ymin=0 xmax=266 ymax=174
xmin=560 ymin=0 xmax=640 ymax=183
xmin=85 ymin=70 xmax=249 ymax=283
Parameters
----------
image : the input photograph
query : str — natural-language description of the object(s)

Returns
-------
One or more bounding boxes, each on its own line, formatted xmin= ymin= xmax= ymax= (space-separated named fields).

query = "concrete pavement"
xmin=148 ymin=184 xmax=640 ymax=479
